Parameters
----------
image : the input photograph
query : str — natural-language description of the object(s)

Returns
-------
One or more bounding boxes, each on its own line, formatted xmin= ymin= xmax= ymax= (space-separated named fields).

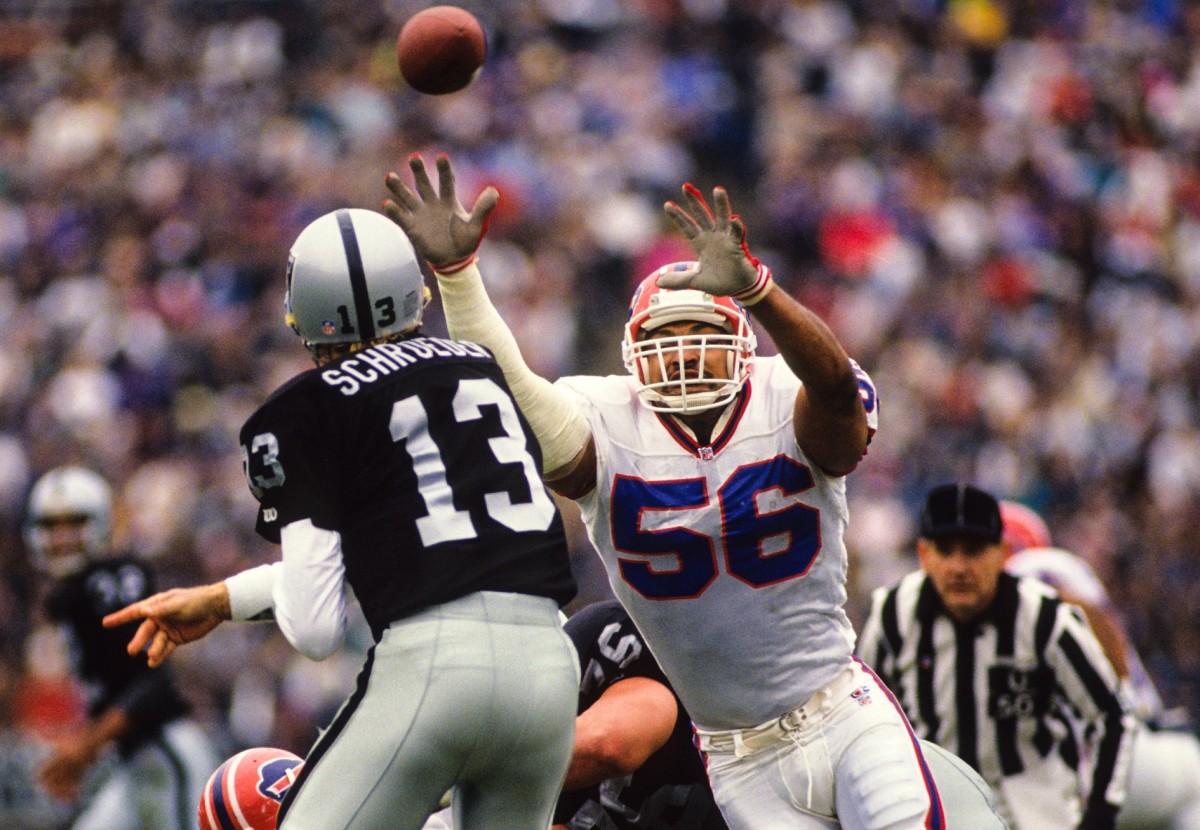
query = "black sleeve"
xmin=558 ymin=601 xmax=723 ymax=830
xmin=52 ymin=559 xmax=192 ymax=743
xmin=240 ymin=376 xmax=341 ymax=542
xmin=565 ymin=600 xmax=670 ymax=710
xmin=112 ymin=668 xmax=184 ymax=724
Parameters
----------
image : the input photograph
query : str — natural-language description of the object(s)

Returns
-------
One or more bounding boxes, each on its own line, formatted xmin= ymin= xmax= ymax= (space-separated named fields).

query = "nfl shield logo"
xmin=850 ymin=685 xmax=874 ymax=706
xmin=321 ymin=319 xmax=337 ymax=335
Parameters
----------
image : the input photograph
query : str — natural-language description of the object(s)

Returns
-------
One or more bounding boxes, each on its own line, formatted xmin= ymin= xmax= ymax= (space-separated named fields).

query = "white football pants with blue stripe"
xmin=696 ymin=661 xmax=949 ymax=830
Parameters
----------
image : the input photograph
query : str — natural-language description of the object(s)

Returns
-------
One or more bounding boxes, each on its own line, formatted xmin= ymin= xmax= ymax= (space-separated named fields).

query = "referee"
xmin=857 ymin=483 xmax=1137 ymax=830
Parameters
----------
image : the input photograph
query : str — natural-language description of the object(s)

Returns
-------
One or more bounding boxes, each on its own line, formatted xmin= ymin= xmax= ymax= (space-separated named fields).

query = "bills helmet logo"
xmin=259 ymin=756 xmax=302 ymax=801
xmin=199 ymin=746 xmax=304 ymax=830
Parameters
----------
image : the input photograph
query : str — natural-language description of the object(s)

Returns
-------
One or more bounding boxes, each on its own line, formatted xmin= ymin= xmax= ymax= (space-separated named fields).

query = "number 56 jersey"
xmin=556 ymin=355 xmax=879 ymax=730
xmin=239 ymin=336 xmax=576 ymax=640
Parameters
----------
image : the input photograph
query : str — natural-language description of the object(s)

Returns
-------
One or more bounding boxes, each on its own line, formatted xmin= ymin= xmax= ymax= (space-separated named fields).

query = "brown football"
xmin=396 ymin=6 xmax=486 ymax=95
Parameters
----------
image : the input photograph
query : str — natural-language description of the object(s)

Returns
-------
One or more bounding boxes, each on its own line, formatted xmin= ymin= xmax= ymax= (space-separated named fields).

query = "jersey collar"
xmin=655 ymin=381 xmax=752 ymax=460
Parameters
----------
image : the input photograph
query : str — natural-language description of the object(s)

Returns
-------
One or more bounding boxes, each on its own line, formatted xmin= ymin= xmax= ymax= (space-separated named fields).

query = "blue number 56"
xmin=611 ymin=456 xmax=822 ymax=600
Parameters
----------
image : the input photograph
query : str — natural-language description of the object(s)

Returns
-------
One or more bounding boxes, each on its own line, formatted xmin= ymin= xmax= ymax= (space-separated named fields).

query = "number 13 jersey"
xmin=556 ymin=355 xmax=878 ymax=730
xmin=240 ymin=336 xmax=576 ymax=640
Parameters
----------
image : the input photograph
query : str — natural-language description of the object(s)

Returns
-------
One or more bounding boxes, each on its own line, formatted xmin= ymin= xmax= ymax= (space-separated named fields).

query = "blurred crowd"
xmin=2 ymin=0 xmax=1200 ymax=824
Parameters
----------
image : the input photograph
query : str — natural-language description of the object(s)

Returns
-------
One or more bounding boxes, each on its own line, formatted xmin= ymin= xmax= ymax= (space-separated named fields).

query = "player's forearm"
xmin=434 ymin=261 xmax=591 ymax=473
xmin=561 ymin=736 xmax=644 ymax=790
xmin=82 ymin=707 xmax=130 ymax=755
xmin=1068 ymin=599 xmax=1131 ymax=678
xmin=749 ymin=287 xmax=860 ymax=407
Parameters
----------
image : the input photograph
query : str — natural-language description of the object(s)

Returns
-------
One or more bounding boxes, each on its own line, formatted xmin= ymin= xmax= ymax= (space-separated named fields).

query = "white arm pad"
xmin=275 ymin=520 xmax=347 ymax=661
xmin=225 ymin=563 xmax=280 ymax=621
xmin=435 ymin=261 xmax=591 ymax=473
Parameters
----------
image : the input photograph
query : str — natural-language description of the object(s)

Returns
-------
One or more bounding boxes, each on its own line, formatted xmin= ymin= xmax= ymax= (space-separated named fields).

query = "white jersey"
xmin=1006 ymin=547 xmax=1108 ymax=606
xmin=1007 ymin=546 xmax=1164 ymax=721
xmin=556 ymin=355 xmax=875 ymax=729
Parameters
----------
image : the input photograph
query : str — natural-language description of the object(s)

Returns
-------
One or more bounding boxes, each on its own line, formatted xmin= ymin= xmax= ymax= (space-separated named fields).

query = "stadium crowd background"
xmin=2 ymin=0 xmax=1200 ymax=825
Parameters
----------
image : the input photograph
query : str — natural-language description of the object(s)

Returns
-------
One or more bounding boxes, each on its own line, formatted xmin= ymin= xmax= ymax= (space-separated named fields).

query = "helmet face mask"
xmin=284 ymin=209 xmax=428 ymax=356
xmin=24 ymin=466 xmax=113 ymax=578
xmin=622 ymin=263 xmax=756 ymax=415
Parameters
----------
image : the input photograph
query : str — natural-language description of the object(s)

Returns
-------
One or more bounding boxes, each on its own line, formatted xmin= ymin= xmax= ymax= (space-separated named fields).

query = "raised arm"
xmin=383 ymin=154 xmax=595 ymax=494
xmin=658 ymin=184 xmax=868 ymax=475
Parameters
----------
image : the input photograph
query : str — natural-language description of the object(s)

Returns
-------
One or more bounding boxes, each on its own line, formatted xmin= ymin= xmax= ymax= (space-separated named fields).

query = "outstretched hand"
xmin=658 ymin=184 xmax=773 ymax=305
xmin=101 ymin=583 xmax=231 ymax=668
xmin=39 ymin=735 xmax=95 ymax=801
xmin=383 ymin=153 xmax=499 ymax=273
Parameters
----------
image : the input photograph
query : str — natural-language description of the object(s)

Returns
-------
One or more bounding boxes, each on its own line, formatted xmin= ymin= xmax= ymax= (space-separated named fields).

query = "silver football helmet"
xmin=24 ymin=465 xmax=113 ymax=578
xmin=284 ymin=208 xmax=427 ymax=351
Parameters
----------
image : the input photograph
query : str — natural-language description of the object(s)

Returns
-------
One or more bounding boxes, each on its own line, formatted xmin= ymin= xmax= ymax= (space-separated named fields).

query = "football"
xmin=198 ymin=746 xmax=304 ymax=830
xmin=396 ymin=6 xmax=487 ymax=95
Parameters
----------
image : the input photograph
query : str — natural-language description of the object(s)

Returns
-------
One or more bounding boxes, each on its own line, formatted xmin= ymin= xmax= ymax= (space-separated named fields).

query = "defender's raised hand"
xmin=383 ymin=153 xmax=499 ymax=274
xmin=658 ymin=183 xmax=774 ymax=305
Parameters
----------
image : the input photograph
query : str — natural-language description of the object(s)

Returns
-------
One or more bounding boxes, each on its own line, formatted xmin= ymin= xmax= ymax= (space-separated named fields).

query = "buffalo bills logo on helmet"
xmin=258 ymin=756 xmax=302 ymax=802
xmin=199 ymin=747 xmax=304 ymax=830
xmin=627 ymin=283 xmax=645 ymax=320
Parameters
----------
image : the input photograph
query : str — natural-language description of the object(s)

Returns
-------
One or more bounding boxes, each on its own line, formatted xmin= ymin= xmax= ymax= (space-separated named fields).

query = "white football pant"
xmin=1117 ymin=726 xmax=1200 ymax=830
xmin=278 ymin=591 xmax=579 ymax=830
xmin=698 ymin=661 xmax=944 ymax=830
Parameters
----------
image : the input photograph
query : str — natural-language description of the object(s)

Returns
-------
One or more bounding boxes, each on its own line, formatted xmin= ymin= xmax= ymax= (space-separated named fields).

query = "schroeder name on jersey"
xmin=321 ymin=337 xmax=491 ymax=396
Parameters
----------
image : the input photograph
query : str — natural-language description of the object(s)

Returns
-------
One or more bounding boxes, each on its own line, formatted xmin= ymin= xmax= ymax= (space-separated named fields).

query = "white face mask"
xmin=26 ymin=518 xmax=94 ymax=578
xmin=621 ymin=288 xmax=756 ymax=415
xmin=625 ymin=330 xmax=750 ymax=414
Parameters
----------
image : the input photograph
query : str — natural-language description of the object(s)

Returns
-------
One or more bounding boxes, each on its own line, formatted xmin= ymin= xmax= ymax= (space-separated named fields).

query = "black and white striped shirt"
xmin=858 ymin=570 xmax=1136 ymax=830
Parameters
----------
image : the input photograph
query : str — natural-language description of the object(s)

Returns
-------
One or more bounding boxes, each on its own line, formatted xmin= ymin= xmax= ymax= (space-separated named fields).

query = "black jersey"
xmin=43 ymin=557 xmax=191 ymax=754
xmin=555 ymin=600 xmax=727 ymax=830
xmin=239 ymin=335 xmax=576 ymax=639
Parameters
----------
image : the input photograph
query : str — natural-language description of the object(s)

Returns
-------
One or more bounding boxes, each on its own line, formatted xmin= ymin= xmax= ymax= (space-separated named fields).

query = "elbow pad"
xmin=226 ymin=563 xmax=280 ymax=622
xmin=276 ymin=613 xmax=347 ymax=662
xmin=276 ymin=521 xmax=348 ymax=660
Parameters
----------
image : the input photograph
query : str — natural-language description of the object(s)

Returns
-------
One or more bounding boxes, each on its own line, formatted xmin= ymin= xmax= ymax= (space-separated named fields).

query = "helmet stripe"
xmin=335 ymin=209 xmax=376 ymax=342
xmin=223 ymin=751 xmax=254 ymax=829
xmin=208 ymin=759 xmax=240 ymax=830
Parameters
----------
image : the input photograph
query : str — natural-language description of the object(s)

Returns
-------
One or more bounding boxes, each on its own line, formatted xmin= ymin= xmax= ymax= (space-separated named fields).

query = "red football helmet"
xmin=999 ymin=501 xmax=1052 ymax=554
xmin=198 ymin=747 xmax=304 ymax=830
xmin=622 ymin=263 xmax=756 ymax=414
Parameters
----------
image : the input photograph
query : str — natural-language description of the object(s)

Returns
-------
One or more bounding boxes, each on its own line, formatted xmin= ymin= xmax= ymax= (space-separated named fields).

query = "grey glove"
xmin=383 ymin=154 xmax=498 ymax=274
xmin=658 ymin=183 xmax=774 ymax=305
